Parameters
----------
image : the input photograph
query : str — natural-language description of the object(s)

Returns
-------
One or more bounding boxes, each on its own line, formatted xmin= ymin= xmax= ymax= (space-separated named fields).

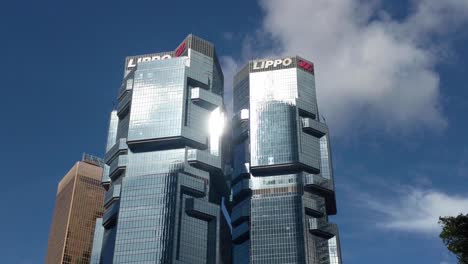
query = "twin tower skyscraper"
xmin=90 ymin=35 xmax=342 ymax=264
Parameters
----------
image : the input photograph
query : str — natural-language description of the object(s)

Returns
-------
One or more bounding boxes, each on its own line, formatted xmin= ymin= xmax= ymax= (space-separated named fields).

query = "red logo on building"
xmin=175 ymin=42 xmax=186 ymax=57
xmin=298 ymin=60 xmax=314 ymax=74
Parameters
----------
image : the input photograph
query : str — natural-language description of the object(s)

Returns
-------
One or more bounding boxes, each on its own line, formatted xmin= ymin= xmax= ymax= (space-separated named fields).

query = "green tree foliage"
xmin=439 ymin=214 xmax=468 ymax=264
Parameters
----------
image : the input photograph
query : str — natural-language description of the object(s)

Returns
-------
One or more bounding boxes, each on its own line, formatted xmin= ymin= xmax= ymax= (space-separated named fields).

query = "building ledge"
xmin=108 ymin=155 xmax=127 ymax=180
xmin=103 ymin=202 xmax=119 ymax=228
xmin=296 ymin=98 xmax=317 ymax=119
xmin=104 ymin=138 xmax=128 ymax=164
xmin=231 ymin=200 xmax=250 ymax=227
xmin=187 ymin=149 xmax=222 ymax=172
xmin=232 ymin=179 xmax=251 ymax=201
xmin=191 ymin=87 xmax=222 ymax=110
xmin=232 ymin=222 xmax=249 ymax=244
xmin=232 ymin=163 xmax=250 ymax=184
xmin=303 ymin=196 xmax=324 ymax=218
xmin=302 ymin=117 xmax=327 ymax=138
xmin=104 ymin=184 xmax=121 ymax=208
xmin=185 ymin=198 xmax=219 ymax=221
xmin=308 ymin=218 xmax=335 ymax=239
xmin=250 ymin=162 xmax=320 ymax=176
xmin=303 ymin=174 xmax=337 ymax=215
xmin=178 ymin=173 xmax=206 ymax=197
xmin=101 ymin=165 xmax=111 ymax=190
xmin=117 ymin=90 xmax=131 ymax=117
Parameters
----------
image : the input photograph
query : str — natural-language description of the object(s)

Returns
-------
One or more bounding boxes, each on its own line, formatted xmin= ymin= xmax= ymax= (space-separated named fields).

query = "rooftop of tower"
xmin=234 ymin=55 xmax=315 ymax=85
xmin=122 ymin=34 xmax=222 ymax=77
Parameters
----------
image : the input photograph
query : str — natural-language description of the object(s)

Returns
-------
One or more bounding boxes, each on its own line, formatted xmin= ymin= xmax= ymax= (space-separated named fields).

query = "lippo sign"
xmin=252 ymin=58 xmax=293 ymax=70
xmin=250 ymin=57 xmax=314 ymax=74
xmin=126 ymin=54 xmax=172 ymax=69
xmin=298 ymin=59 xmax=314 ymax=74
xmin=125 ymin=41 xmax=187 ymax=70
xmin=174 ymin=42 xmax=186 ymax=57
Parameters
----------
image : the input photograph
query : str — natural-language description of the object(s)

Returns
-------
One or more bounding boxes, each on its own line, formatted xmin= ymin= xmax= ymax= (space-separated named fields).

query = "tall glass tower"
xmin=231 ymin=56 xmax=342 ymax=263
xmin=91 ymin=35 xmax=231 ymax=264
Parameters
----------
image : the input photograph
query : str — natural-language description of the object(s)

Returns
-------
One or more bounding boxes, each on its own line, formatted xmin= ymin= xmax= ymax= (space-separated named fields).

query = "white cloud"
xmin=362 ymin=187 xmax=468 ymax=233
xmin=225 ymin=0 xmax=468 ymax=133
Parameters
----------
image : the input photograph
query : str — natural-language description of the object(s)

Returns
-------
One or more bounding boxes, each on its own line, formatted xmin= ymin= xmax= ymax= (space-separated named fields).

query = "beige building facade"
xmin=45 ymin=155 xmax=105 ymax=264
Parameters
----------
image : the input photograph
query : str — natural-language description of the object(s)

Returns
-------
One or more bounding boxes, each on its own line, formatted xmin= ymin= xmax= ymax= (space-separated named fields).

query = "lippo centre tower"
xmin=91 ymin=35 xmax=231 ymax=264
xmin=231 ymin=56 xmax=342 ymax=263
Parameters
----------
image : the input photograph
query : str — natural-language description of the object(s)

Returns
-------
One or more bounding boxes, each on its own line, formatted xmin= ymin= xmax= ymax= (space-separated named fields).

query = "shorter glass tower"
xmin=45 ymin=154 xmax=105 ymax=264
xmin=231 ymin=56 xmax=342 ymax=264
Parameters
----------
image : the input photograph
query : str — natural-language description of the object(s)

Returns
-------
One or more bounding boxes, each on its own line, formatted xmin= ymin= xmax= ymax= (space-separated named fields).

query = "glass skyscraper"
xmin=91 ymin=35 xmax=231 ymax=264
xmin=231 ymin=56 xmax=342 ymax=263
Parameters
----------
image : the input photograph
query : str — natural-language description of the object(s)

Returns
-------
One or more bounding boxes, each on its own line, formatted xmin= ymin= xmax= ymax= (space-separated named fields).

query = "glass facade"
xmin=92 ymin=35 xmax=231 ymax=264
xmin=45 ymin=155 xmax=105 ymax=264
xmin=231 ymin=56 xmax=342 ymax=263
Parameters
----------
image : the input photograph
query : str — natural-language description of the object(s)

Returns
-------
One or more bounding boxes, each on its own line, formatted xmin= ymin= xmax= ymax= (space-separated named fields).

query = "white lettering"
xmin=127 ymin=54 xmax=173 ymax=68
xmin=253 ymin=61 xmax=262 ymax=70
xmin=264 ymin=60 xmax=274 ymax=68
xmin=273 ymin=59 xmax=282 ymax=67
xmin=127 ymin=58 xmax=136 ymax=68
xmin=253 ymin=58 xmax=293 ymax=70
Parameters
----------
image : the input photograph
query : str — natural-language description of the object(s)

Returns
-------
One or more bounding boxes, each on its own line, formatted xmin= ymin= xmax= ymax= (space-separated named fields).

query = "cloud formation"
xmin=362 ymin=187 xmax=468 ymax=233
xmin=224 ymin=0 xmax=468 ymax=133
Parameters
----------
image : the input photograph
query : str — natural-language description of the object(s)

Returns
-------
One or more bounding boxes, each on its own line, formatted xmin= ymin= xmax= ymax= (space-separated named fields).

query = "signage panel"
xmin=250 ymin=56 xmax=314 ymax=75
xmin=252 ymin=58 xmax=293 ymax=71
xmin=126 ymin=54 xmax=172 ymax=69
xmin=175 ymin=42 xmax=186 ymax=57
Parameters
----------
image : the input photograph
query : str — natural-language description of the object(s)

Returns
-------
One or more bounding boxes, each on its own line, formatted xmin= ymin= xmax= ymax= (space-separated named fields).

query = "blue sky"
xmin=1 ymin=0 xmax=467 ymax=263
